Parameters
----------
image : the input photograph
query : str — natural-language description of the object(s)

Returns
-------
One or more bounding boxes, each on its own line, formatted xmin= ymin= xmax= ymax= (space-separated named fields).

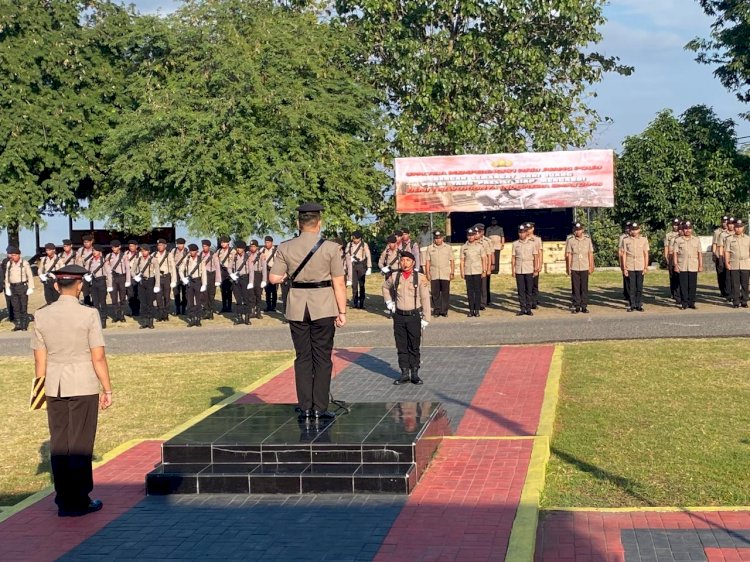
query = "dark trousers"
xmin=249 ymin=271 xmax=263 ymax=314
xmin=111 ymin=273 xmax=127 ymax=318
xmin=156 ymin=273 xmax=171 ymax=317
xmin=715 ymin=258 xmax=728 ymax=297
xmin=43 ymin=279 xmax=60 ymax=305
xmin=82 ymin=279 xmax=92 ymax=306
xmin=669 ymin=265 xmax=681 ymax=303
xmin=289 ymin=312 xmax=336 ymax=411
xmin=622 ymin=273 xmax=630 ymax=301
xmin=393 ymin=312 xmax=422 ymax=370
xmin=430 ymin=279 xmax=450 ymax=315
xmin=678 ymin=271 xmax=698 ymax=307
xmin=220 ymin=269 xmax=233 ymax=311
xmin=90 ymin=277 xmax=107 ymax=322
xmin=232 ymin=275 xmax=250 ymax=315
xmin=265 ymin=269 xmax=278 ymax=311
xmin=203 ymin=271 xmax=217 ymax=314
xmin=493 ymin=250 xmax=501 ymax=274
xmin=532 ymin=274 xmax=540 ymax=306
xmin=351 ymin=262 xmax=367 ymax=305
xmin=173 ymin=281 xmax=187 ymax=315
xmin=725 ymin=262 xmax=734 ymax=298
xmin=186 ymin=279 xmax=203 ymax=318
xmin=515 ymin=274 xmax=534 ymax=311
xmin=731 ymin=269 xmax=750 ymax=306
xmin=628 ymin=270 xmax=644 ymax=308
xmin=127 ymin=281 xmax=140 ymax=316
xmin=571 ymin=270 xmax=589 ymax=309
xmin=138 ymin=277 xmax=156 ymax=320
xmin=9 ymin=283 xmax=28 ymax=326
xmin=481 ymin=273 xmax=489 ymax=306
xmin=47 ymin=394 xmax=98 ymax=510
xmin=465 ymin=274 xmax=482 ymax=314
xmin=4 ymin=292 xmax=14 ymax=321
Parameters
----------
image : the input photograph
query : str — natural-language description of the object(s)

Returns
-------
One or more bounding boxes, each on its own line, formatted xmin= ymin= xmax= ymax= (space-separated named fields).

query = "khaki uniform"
xmin=399 ymin=239 xmax=421 ymax=271
xmin=486 ymin=226 xmax=505 ymax=250
xmin=248 ymin=249 xmax=268 ymax=317
xmin=675 ymin=235 xmax=702 ymax=308
xmin=622 ymin=236 xmax=649 ymax=309
xmin=565 ymin=235 xmax=593 ymax=311
xmin=345 ymin=240 xmax=372 ymax=308
xmin=425 ymin=243 xmax=453 ymax=316
xmin=529 ymin=234 xmax=543 ymax=307
xmin=269 ymin=231 xmax=346 ymax=412
xmin=59 ymin=250 xmax=77 ymax=267
xmin=229 ymin=251 xmax=252 ymax=320
xmin=85 ymin=254 xmax=110 ymax=325
xmin=378 ymin=246 xmax=400 ymax=277
xmin=201 ymin=249 xmax=221 ymax=316
xmin=5 ymin=258 xmax=35 ymax=330
xmin=106 ymin=250 xmax=130 ymax=321
xmin=125 ymin=249 xmax=140 ymax=316
xmin=170 ymin=247 xmax=189 ymax=315
xmin=383 ymin=270 xmax=431 ymax=371
xmin=31 ymin=294 xmax=105 ymax=511
xmin=479 ymin=235 xmax=493 ymax=306
xmin=665 ymin=231 xmax=681 ymax=302
xmin=39 ymin=253 xmax=62 ymax=304
xmin=618 ymin=233 xmax=630 ymax=301
xmin=217 ymin=246 xmax=235 ymax=312
xmin=725 ymin=234 xmax=750 ymax=306
xmin=181 ymin=254 xmax=208 ymax=320
xmin=154 ymin=250 xmax=176 ymax=319
xmin=512 ymin=238 xmax=538 ymax=312
xmin=462 ymin=240 xmax=487 ymax=315
xmin=76 ymin=247 xmax=94 ymax=304
xmin=713 ymin=227 xmax=729 ymax=298
xmin=260 ymin=245 xmax=279 ymax=312
xmin=132 ymin=254 xmax=160 ymax=324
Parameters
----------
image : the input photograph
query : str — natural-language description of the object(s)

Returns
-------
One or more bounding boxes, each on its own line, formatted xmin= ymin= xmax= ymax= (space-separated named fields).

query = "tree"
xmin=0 ymin=1 xmax=135 ymax=246
xmin=331 ymin=0 xmax=632 ymax=157
xmin=92 ymin=0 xmax=389 ymax=237
xmin=687 ymin=0 xmax=750 ymax=119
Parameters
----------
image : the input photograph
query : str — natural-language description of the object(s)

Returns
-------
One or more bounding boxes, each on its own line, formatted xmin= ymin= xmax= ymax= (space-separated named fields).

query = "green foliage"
xmin=687 ymin=0 xmax=750 ymax=119
xmin=331 ymin=0 xmax=632 ymax=156
xmin=588 ymin=209 xmax=620 ymax=267
xmin=91 ymin=0 xmax=388 ymax=237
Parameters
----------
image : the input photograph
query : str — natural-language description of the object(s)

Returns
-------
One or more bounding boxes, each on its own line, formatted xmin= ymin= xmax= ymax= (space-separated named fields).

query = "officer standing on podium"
xmin=269 ymin=203 xmax=347 ymax=421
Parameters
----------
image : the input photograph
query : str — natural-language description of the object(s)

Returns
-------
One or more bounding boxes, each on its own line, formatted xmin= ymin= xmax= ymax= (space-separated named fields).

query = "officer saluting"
xmin=384 ymin=250 xmax=431 ymax=385
xmin=269 ymin=202 xmax=347 ymax=421
xmin=32 ymin=264 xmax=113 ymax=517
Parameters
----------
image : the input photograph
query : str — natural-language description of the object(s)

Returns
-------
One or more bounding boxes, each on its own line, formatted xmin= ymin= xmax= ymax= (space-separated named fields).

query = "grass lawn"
xmin=0 ymin=351 xmax=293 ymax=506
xmin=542 ymin=339 xmax=750 ymax=508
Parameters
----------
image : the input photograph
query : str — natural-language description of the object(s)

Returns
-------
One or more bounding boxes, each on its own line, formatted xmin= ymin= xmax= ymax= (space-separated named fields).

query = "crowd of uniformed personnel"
xmin=4 ymin=215 xmax=748 ymax=332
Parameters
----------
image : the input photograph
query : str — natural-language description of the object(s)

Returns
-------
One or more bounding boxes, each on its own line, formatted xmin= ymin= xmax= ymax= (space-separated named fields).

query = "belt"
xmin=10 ymin=282 xmax=28 ymax=287
xmin=291 ymin=281 xmax=332 ymax=289
xmin=112 ymin=272 xmax=126 ymax=277
xmin=160 ymin=271 xmax=171 ymax=276
xmin=395 ymin=308 xmax=422 ymax=316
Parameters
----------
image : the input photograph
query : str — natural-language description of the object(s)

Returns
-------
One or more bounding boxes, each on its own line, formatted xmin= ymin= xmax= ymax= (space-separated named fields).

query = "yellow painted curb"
xmin=158 ymin=356 xmax=295 ymax=441
xmin=505 ymin=345 xmax=563 ymax=562
xmin=543 ymin=505 xmax=750 ymax=513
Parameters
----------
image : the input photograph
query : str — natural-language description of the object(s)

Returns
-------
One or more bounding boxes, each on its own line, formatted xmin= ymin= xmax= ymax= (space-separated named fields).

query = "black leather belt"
xmin=291 ymin=281 xmax=332 ymax=289
xmin=395 ymin=308 xmax=422 ymax=316
xmin=10 ymin=282 xmax=28 ymax=287
xmin=112 ymin=272 xmax=126 ymax=277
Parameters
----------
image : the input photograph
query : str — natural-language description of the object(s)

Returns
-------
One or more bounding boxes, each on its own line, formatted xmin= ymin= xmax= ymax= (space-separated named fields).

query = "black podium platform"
xmin=146 ymin=402 xmax=450 ymax=495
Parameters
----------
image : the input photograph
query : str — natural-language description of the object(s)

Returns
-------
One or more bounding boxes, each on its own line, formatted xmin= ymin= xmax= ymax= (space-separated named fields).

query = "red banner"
xmin=395 ymin=150 xmax=614 ymax=213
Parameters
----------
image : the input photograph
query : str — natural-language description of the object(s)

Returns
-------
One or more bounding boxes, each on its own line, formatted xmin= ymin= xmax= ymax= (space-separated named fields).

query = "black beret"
xmin=7 ymin=245 xmax=20 ymax=254
xmin=673 ymin=218 xmax=681 ymax=225
xmin=433 ymin=230 xmax=444 ymax=237
xmin=297 ymin=202 xmax=324 ymax=213
xmin=573 ymin=222 xmax=584 ymax=230
xmin=110 ymin=240 xmax=121 ymax=247
xmin=82 ymin=234 xmax=94 ymax=242
xmin=466 ymin=227 xmax=477 ymax=235
xmin=474 ymin=223 xmax=485 ymax=230
xmin=729 ymin=217 xmax=736 ymax=224
xmin=526 ymin=222 xmax=535 ymax=228
xmin=352 ymin=230 xmax=362 ymax=239
xmin=235 ymin=240 xmax=247 ymax=249
xmin=722 ymin=216 xmax=729 ymax=222
xmin=264 ymin=236 xmax=273 ymax=242
xmin=188 ymin=243 xmax=199 ymax=251
xmin=128 ymin=239 xmax=139 ymax=245
xmin=62 ymin=239 xmax=72 ymax=245
xmin=399 ymin=250 xmax=416 ymax=261
xmin=220 ymin=236 xmax=230 ymax=243
xmin=92 ymin=244 xmax=103 ymax=252
xmin=201 ymin=239 xmax=211 ymax=246
xmin=630 ymin=222 xmax=641 ymax=229
xmin=140 ymin=243 xmax=151 ymax=252
xmin=386 ymin=235 xmax=397 ymax=243
xmin=735 ymin=219 xmax=745 ymax=227
xmin=401 ymin=227 xmax=410 ymax=234
xmin=249 ymin=239 xmax=259 ymax=247
xmin=157 ymin=238 xmax=167 ymax=245
xmin=175 ymin=237 xmax=186 ymax=244
xmin=681 ymin=220 xmax=693 ymax=228
xmin=52 ymin=264 xmax=88 ymax=279
xmin=518 ymin=224 xmax=526 ymax=232
xmin=44 ymin=242 xmax=56 ymax=250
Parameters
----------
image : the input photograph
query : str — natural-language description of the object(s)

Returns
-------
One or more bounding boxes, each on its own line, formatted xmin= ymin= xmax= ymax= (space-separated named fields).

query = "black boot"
xmin=244 ymin=312 xmax=251 ymax=325
xmin=410 ymin=368 xmax=423 ymax=385
xmin=101 ymin=317 xmax=107 ymax=329
xmin=149 ymin=317 xmax=154 ymax=329
xmin=194 ymin=317 xmax=202 ymax=327
xmin=393 ymin=369 xmax=411 ymax=385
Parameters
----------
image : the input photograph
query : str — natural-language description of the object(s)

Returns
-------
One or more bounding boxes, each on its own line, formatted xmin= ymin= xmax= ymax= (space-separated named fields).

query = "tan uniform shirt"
xmin=512 ymin=239 xmax=537 ymax=275
xmin=155 ymin=250 xmax=176 ymax=280
xmin=674 ymin=236 xmax=702 ymax=272
xmin=217 ymin=247 xmax=235 ymax=272
xmin=181 ymin=254 xmax=208 ymax=286
xmin=461 ymin=241 xmax=487 ymax=275
xmin=382 ymin=271 xmax=431 ymax=322
xmin=713 ymin=228 xmax=726 ymax=257
xmin=378 ymin=247 xmax=400 ymax=273
xmin=260 ymin=246 xmax=277 ymax=270
xmin=721 ymin=230 xmax=735 ymax=254
xmin=346 ymin=241 xmax=372 ymax=268
xmin=230 ymin=251 xmax=251 ymax=276
xmin=39 ymin=254 xmax=61 ymax=277
xmin=201 ymin=250 xmax=221 ymax=275
xmin=725 ymin=234 xmax=750 ymax=270
xmin=486 ymin=226 xmax=504 ymax=250
xmin=59 ymin=250 xmax=77 ymax=267
xmin=270 ymin=232 xmax=345 ymax=322
xmin=125 ymin=250 xmax=139 ymax=275
xmin=425 ymin=243 xmax=454 ymax=280
xmin=249 ymin=249 xmax=268 ymax=284
xmin=565 ymin=236 xmax=593 ymax=271
xmin=664 ymin=231 xmax=678 ymax=252
xmin=622 ymin=236 xmax=649 ymax=271
xmin=5 ymin=259 xmax=35 ymax=289
xmin=618 ymin=233 xmax=629 ymax=251
xmin=479 ymin=236 xmax=493 ymax=265
xmin=106 ymin=250 xmax=131 ymax=285
xmin=31 ymin=295 xmax=105 ymax=397
xmin=132 ymin=254 xmax=161 ymax=284
xmin=75 ymin=247 xmax=94 ymax=268
xmin=171 ymin=248 xmax=189 ymax=279
xmin=86 ymin=255 xmax=110 ymax=287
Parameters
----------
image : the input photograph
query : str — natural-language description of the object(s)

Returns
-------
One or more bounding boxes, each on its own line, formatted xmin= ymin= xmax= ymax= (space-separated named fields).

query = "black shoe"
xmin=393 ymin=369 xmax=411 ymax=385
xmin=742 ymin=304 xmax=748 ymax=308
xmin=314 ymin=410 xmax=336 ymax=420
xmin=688 ymin=304 xmax=696 ymax=309
xmin=256 ymin=311 xmax=262 ymax=319
xmin=410 ymin=368 xmax=423 ymax=385
xmin=680 ymin=305 xmax=687 ymax=310
xmin=626 ymin=307 xmax=633 ymax=312
xmin=526 ymin=310 xmax=534 ymax=316
xmin=297 ymin=408 xmax=312 ymax=421
xmin=636 ymin=306 xmax=644 ymax=312
xmin=572 ymin=308 xmax=579 ymax=314
xmin=467 ymin=313 xmax=474 ymax=318
xmin=581 ymin=308 xmax=589 ymax=314
xmin=474 ymin=311 xmax=480 ymax=317
xmin=58 ymin=499 xmax=103 ymax=517
xmin=479 ymin=306 xmax=486 ymax=311
xmin=139 ymin=322 xmax=149 ymax=329
xmin=11 ymin=325 xmax=21 ymax=332
xmin=516 ymin=311 xmax=525 ymax=317
xmin=531 ymin=304 xmax=538 ymax=309
xmin=732 ymin=304 xmax=740 ymax=308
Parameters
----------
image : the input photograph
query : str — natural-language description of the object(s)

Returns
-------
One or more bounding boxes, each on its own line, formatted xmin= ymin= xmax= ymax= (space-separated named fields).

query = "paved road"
xmin=3 ymin=308 xmax=749 ymax=356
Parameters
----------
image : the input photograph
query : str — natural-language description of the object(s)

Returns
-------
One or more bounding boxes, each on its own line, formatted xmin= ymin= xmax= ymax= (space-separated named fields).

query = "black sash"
xmin=175 ymin=250 xmax=189 ymax=271
xmin=289 ymin=238 xmax=326 ymax=282
xmin=45 ymin=255 xmax=61 ymax=275
xmin=109 ymin=252 xmax=124 ymax=275
xmin=89 ymin=259 xmax=106 ymax=278
xmin=188 ymin=259 xmax=201 ymax=279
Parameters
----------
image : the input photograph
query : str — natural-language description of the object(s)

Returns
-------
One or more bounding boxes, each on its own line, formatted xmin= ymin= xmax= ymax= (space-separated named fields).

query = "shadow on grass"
xmin=210 ymin=386 xmax=236 ymax=406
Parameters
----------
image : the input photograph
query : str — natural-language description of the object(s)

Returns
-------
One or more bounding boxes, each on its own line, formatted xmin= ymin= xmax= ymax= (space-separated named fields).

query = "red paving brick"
xmin=0 ymin=440 xmax=163 ymax=562
xmin=457 ymin=345 xmax=555 ymax=437
xmin=236 ymin=347 xmax=369 ymax=404
xmin=375 ymin=439 xmax=534 ymax=562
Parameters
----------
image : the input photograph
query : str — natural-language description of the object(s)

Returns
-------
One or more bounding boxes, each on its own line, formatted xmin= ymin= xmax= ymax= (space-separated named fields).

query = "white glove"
xmin=133 ymin=275 xmax=142 ymax=283
xmin=107 ymin=286 xmax=113 ymax=292
xmin=182 ymin=277 xmax=189 ymax=286
xmin=26 ymin=288 xmax=34 ymax=296
xmin=381 ymin=266 xmax=390 ymax=273
xmin=125 ymin=281 xmax=131 ymax=288
xmin=84 ymin=274 xmax=93 ymax=283
xmin=48 ymin=273 xmax=56 ymax=280
xmin=247 ymin=282 xmax=253 ymax=289
xmin=260 ymin=281 xmax=267 ymax=289
xmin=39 ymin=273 xmax=48 ymax=283
xmin=230 ymin=273 xmax=239 ymax=281
xmin=421 ymin=319 xmax=429 ymax=330
xmin=170 ymin=282 xmax=177 ymax=289
xmin=154 ymin=286 xmax=160 ymax=293
xmin=366 ymin=268 xmax=372 ymax=276
xmin=385 ymin=300 xmax=395 ymax=313
xmin=214 ymin=281 xmax=221 ymax=287
xmin=200 ymin=284 xmax=207 ymax=292
xmin=4 ymin=287 xmax=10 ymax=297
xmin=346 ymin=280 xmax=352 ymax=287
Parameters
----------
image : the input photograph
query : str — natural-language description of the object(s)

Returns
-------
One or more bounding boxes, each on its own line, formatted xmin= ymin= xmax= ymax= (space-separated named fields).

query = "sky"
xmin=4 ymin=0 xmax=749 ymax=254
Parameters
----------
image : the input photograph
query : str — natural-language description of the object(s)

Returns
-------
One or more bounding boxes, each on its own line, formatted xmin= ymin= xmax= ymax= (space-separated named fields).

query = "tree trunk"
xmin=7 ymin=222 xmax=20 ymax=250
